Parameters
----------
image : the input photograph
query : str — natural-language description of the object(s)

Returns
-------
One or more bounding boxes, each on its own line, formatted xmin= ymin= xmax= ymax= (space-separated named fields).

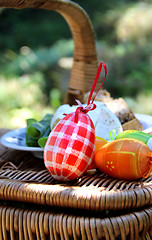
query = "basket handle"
xmin=0 ymin=0 xmax=98 ymax=105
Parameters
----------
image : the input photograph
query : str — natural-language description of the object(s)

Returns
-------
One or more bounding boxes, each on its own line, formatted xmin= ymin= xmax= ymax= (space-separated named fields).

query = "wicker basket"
xmin=0 ymin=0 xmax=152 ymax=239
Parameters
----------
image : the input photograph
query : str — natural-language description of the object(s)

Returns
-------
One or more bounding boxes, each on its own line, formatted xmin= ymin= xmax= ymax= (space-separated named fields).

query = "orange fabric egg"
xmin=95 ymin=138 xmax=152 ymax=180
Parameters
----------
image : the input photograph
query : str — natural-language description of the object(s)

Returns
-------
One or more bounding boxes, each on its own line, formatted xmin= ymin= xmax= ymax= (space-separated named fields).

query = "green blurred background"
xmin=0 ymin=0 xmax=152 ymax=128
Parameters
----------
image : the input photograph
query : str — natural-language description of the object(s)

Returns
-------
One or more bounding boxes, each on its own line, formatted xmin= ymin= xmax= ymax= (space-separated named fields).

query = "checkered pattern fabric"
xmin=44 ymin=111 xmax=95 ymax=181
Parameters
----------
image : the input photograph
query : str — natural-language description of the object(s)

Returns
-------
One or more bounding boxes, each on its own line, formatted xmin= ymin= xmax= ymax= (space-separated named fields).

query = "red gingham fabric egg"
xmin=44 ymin=62 xmax=107 ymax=181
xmin=44 ymin=110 xmax=95 ymax=181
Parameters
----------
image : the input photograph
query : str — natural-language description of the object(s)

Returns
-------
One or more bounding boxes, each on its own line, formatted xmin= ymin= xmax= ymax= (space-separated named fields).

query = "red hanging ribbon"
xmin=88 ymin=62 xmax=107 ymax=105
xmin=74 ymin=62 xmax=107 ymax=123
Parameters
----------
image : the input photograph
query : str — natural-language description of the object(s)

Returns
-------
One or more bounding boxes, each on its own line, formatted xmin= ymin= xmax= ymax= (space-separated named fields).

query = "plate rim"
xmin=0 ymin=128 xmax=43 ymax=152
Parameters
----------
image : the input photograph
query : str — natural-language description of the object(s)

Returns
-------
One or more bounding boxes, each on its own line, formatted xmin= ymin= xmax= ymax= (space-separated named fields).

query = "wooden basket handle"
xmin=0 ymin=0 xmax=98 ymax=105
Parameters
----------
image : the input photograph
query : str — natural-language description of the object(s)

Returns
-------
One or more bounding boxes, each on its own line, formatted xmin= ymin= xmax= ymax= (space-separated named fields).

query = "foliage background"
xmin=0 ymin=0 xmax=152 ymax=128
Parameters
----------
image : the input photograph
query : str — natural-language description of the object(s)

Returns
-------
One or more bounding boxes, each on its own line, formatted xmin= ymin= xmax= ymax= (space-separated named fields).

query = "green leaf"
xmin=27 ymin=114 xmax=53 ymax=139
xmin=26 ymin=133 xmax=39 ymax=147
xmin=25 ymin=114 xmax=52 ymax=147
xmin=38 ymin=137 xmax=48 ymax=148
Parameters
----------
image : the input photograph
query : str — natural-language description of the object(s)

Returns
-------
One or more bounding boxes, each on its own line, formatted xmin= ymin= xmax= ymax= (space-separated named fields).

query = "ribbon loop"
xmin=74 ymin=62 xmax=107 ymax=122
xmin=85 ymin=103 xmax=96 ymax=112
xmin=88 ymin=63 xmax=107 ymax=105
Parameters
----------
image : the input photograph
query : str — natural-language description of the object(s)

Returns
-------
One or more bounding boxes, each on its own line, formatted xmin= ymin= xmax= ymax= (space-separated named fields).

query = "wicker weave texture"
xmin=0 ymin=205 xmax=152 ymax=240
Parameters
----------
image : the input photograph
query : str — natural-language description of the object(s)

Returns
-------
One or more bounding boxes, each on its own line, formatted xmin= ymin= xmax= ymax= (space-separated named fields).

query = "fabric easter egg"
xmin=95 ymin=138 xmax=152 ymax=180
xmin=44 ymin=62 xmax=107 ymax=181
xmin=44 ymin=110 xmax=95 ymax=181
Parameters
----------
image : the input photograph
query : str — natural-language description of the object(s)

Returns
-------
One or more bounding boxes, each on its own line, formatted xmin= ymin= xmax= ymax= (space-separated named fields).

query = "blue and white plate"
xmin=0 ymin=128 xmax=43 ymax=158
